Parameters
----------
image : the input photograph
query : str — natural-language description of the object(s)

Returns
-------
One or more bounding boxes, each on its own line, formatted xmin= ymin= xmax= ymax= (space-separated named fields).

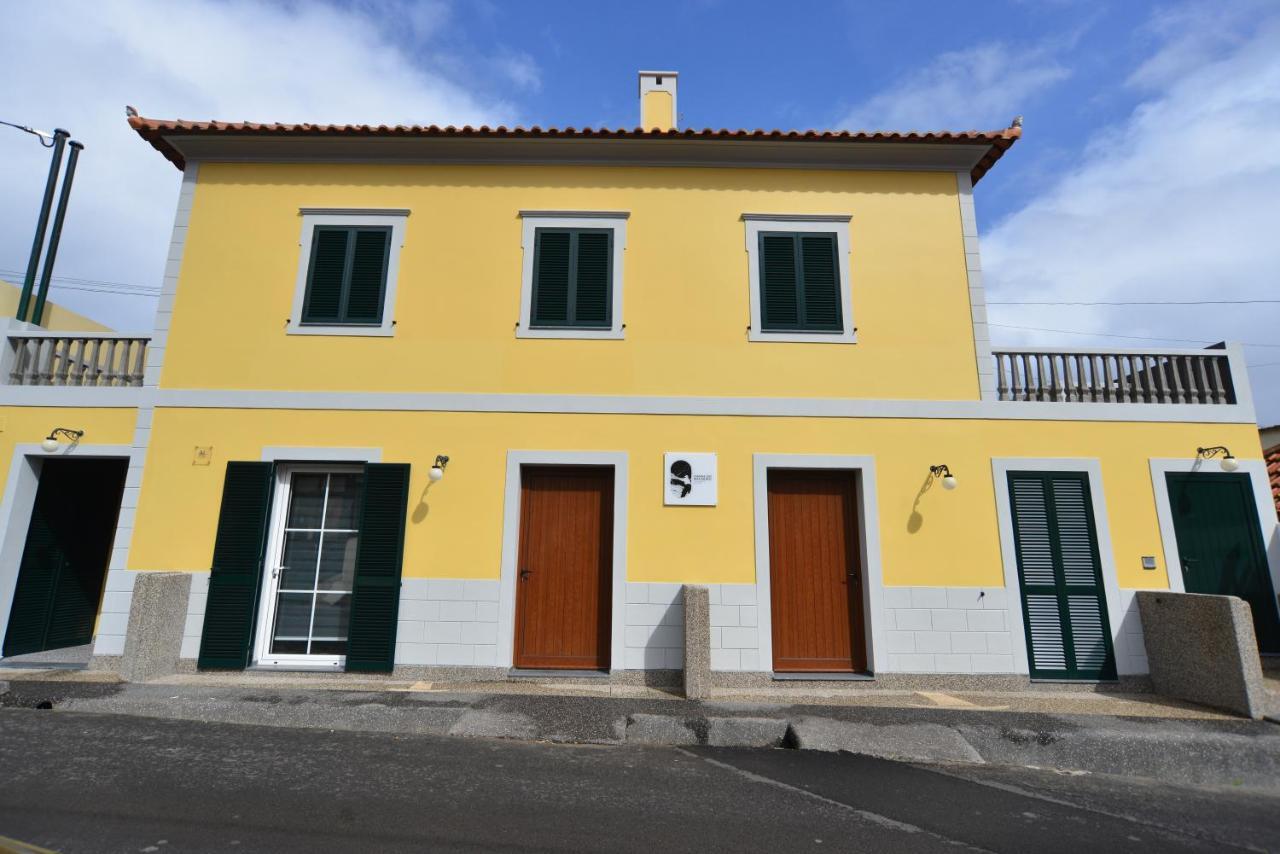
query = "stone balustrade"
xmin=5 ymin=332 xmax=150 ymax=387
xmin=993 ymin=348 xmax=1237 ymax=404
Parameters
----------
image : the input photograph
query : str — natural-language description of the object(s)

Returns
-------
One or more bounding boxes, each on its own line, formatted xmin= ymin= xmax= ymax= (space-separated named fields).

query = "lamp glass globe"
xmin=41 ymin=438 xmax=59 ymax=453
xmin=942 ymin=475 xmax=958 ymax=490
xmin=1220 ymin=456 xmax=1239 ymax=472
xmin=428 ymin=466 xmax=445 ymax=482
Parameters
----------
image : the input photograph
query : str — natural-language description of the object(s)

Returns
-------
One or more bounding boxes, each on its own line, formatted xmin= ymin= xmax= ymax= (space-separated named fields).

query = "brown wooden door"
xmin=513 ymin=466 xmax=614 ymax=670
xmin=768 ymin=469 xmax=866 ymax=673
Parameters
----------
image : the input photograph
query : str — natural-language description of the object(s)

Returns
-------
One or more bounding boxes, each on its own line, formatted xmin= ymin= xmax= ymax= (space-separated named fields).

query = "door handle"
xmin=520 ymin=568 xmax=532 ymax=582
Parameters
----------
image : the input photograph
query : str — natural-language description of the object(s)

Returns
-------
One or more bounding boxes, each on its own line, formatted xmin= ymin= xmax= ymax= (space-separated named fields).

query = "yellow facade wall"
xmin=642 ymin=90 xmax=674 ymax=130
xmin=0 ymin=407 xmax=136 ymax=462
xmin=128 ymin=408 xmax=1264 ymax=592
xmin=162 ymin=164 xmax=979 ymax=400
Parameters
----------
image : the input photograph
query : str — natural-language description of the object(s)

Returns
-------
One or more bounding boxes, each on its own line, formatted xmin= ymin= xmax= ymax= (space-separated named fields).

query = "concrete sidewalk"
xmin=3 ymin=672 xmax=1279 ymax=791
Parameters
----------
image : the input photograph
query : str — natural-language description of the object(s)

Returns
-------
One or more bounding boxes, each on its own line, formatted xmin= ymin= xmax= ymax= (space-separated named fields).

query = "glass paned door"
xmin=255 ymin=467 xmax=362 ymax=666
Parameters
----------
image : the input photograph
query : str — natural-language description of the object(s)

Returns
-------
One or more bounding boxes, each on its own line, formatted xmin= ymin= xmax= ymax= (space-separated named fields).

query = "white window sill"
xmin=250 ymin=660 xmax=345 ymax=671
xmin=516 ymin=326 xmax=625 ymax=340
xmin=286 ymin=323 xmax=395 ymax=337
xmin=748 ymin=329 xmax=857 ymax=344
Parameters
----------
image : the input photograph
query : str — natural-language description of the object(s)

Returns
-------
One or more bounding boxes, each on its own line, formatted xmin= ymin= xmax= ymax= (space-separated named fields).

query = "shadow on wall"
xmin=411 ymin=481 xmax=434 ymax=524
xmin=907 ymin=471 xmax=935 ymax=534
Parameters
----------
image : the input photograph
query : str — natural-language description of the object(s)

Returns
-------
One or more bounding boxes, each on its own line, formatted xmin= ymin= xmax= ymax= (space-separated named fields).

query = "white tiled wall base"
xmin=1112 ymin=589 xmax=1151 ymax=676
xmin=623 ymin=582 xmax=758 ymax=671
xmin=394 ymin=579 xmax=501 ymax=666
xmin=92 ymin=569 xmax=137 ymax=656
xmin=623 ymin=583 xmax=684 ymax=669
xmin=115 ymin=573 xmax=1156 ymax=677
xmin=881 ymin=586 xmax=1016 ymax=674
xmin=180 ymin=572 xmax=210 ymax=659
xmin=709 ymin=584 xmax=761 ymax=671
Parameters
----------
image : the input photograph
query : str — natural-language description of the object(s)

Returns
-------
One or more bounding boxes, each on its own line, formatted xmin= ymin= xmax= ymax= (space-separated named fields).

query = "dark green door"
xmin=1165 ymin=472 xmax=1280 ymax=653
xmin=3 ymin=458 xmax=128 ymax=657
xmin=1008 ymin=471 xmax=1116 ymax=680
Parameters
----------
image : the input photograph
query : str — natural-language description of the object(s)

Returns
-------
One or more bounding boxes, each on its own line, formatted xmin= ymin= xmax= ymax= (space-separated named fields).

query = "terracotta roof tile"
xmin=126 ymin=115 xmax=1021 ymax=183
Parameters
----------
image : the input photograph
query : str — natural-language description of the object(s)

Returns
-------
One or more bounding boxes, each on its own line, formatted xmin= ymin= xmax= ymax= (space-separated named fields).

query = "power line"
xmin=988 ymin=322 xmax=1280 ymax=349
xmin=990 ymin=299 xmax=1280 ymax=306
xmin=0 ymin=267 xmax=159 ymax=295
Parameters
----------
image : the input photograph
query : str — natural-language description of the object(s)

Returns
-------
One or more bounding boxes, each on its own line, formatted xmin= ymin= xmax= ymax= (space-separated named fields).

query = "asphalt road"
xmin=0 ymin=709 xmax=1277 ymax=853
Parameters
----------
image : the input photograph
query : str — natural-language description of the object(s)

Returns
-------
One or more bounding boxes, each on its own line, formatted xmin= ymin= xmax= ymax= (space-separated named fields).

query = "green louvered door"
xmin=345 ymin=463 xmax=411 ymax=672
xmin=2 ymin=458 xmax=127 ymax=657
xmin=1166 ymin=473 xmax=1280 ymax=653
xmin=1008 ymin=471 xmax=1116 ymax=680
xmin=198 ymin=462 xmax=274 ymax=669
xmin=200 ymin=461 xmax=409 ymax=671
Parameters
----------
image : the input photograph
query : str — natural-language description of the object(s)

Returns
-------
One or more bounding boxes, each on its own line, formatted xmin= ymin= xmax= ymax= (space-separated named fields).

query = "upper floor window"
xmin=743 ymin=215 xmax=854 ymax=344
xmin=288 ymin=209 xmax=408 ymax=337
xmin=518 ymin=212 xmax=627 ymax=339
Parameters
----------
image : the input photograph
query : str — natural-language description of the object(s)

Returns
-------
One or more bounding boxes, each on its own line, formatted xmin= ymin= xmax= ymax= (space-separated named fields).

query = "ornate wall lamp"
xmin=41 ymin=427 xmax=84 ymax=453
xmin=929 ymin=464 xmax=958 ymax=490
xmin=429 ymin=454 xmax=450 ymax=482
xmin=1196 ymin=446 xmax=1239 ymax=472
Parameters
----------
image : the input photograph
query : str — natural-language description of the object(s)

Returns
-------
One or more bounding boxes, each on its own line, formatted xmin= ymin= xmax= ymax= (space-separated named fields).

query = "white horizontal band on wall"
xmin=0 ymin=385 xmax=1257 ymax=424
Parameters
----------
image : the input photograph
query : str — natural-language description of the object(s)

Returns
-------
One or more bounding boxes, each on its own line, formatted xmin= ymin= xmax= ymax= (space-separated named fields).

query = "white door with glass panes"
xmin=253 ymin=465 xmax=363 ymax=667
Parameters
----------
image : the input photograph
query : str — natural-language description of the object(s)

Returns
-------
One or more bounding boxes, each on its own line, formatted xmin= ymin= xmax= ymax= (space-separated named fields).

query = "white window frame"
xmin=517 ymin=211 xmax=628 ymax=340
xmin=742 ymin=214 xmax=855 ymax=344
xmin=287 ymin=208 xmax=409 ymax=337
xmin=252 ymin=463 xmax=364 ymax=670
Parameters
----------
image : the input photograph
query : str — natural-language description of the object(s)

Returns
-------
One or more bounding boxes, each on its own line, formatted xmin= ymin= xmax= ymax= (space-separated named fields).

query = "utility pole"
xmin=14 ymin=127 xmax=69 ymax=324
xmin=31 ymin=140 xmax=85 ymax=326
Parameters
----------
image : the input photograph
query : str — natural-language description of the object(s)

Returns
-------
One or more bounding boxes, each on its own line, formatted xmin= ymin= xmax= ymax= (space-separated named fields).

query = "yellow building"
xmin=1 ymin=72 xmax=1275 ymax=685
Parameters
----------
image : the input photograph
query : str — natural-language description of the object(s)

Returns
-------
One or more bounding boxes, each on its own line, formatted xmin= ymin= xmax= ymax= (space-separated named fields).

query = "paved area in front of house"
xmin=1 ymin=708 xmax=1277 ymax=853
xmin=4 ymin=677 xmax=1280 ymax=790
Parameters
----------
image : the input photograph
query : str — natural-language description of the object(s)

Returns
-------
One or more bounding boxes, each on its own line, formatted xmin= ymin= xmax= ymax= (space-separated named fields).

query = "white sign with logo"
xmin=664 ymin=452 xmax=717 ymax=506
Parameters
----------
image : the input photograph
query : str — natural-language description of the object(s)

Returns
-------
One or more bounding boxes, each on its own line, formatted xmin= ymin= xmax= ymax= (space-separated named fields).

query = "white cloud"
xmin=981 ymin=3 xmax=1280 ymax=424
xmin=495 ymin=50 xmax=542 ymax=93
xmin=0 ymin=0 xmax=515 ymax=331
xmin=839 ymin=42 xmax=1070 ymax=131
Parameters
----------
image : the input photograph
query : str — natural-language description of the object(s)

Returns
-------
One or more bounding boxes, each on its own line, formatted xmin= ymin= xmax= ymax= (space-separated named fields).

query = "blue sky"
xmin=2 ymin=0 xmax=1278 ymax=422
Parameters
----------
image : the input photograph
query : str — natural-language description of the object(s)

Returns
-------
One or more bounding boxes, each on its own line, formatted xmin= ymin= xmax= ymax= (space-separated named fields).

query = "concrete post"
xmin=119 ymin=572 xmax=192 ymax=682
xmin=1137 ymin=591 xmax=1267 ymax=719
xmin=682 ymin=585 xmax=711 ymax=700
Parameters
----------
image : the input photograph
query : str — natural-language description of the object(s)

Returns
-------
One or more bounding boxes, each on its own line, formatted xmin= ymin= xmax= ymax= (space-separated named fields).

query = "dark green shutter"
xmin=799 ymin=234 xmax=841 ymax=329
xmin=197 ymin=462 xmax=274 ymax=670
xmin=572 ymin=231 xmax=611 ymax=325
xmin=345 ymin=463 xmax=410 ymax=672
xmin=530 ymin=228 xmax=612 ymax=329
xmin=300 ymin=226 xmax=390 ymax=326
xmin=1008 ymin=471 xmax=1116 ymax=680
xmin=345 ymin=229 xmax=391 ymax=323
xmin=759 ymin=234 xmax=798 ymax=329
xmin=531 ymin=230 xmax=571 ymax=326
xmin=758 ymin=232 xmax=842 ymax=333
xmin=301 ymin=228 xmax=350 ymax=323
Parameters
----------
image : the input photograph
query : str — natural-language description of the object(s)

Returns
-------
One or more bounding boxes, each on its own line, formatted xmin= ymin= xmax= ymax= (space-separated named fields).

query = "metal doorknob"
xmin=520 ymin=568 xmax=532 ymax=581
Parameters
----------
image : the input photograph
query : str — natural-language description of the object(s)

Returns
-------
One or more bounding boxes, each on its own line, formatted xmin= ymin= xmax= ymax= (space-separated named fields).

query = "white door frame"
xmin=0 ymin=443 xmax=137 ymax=656
xmin=1149 ymin=457 xmax=1280 ymax=620
xmin=497 ymin=450 xmax=629 ymax=671
xmin=752 ymin=453 xmax=885 ymax=674
xmin=251 ymin=462 xmax=364 ymax=670
xmin=990 ymin=458 xmax=1125 ymax=677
